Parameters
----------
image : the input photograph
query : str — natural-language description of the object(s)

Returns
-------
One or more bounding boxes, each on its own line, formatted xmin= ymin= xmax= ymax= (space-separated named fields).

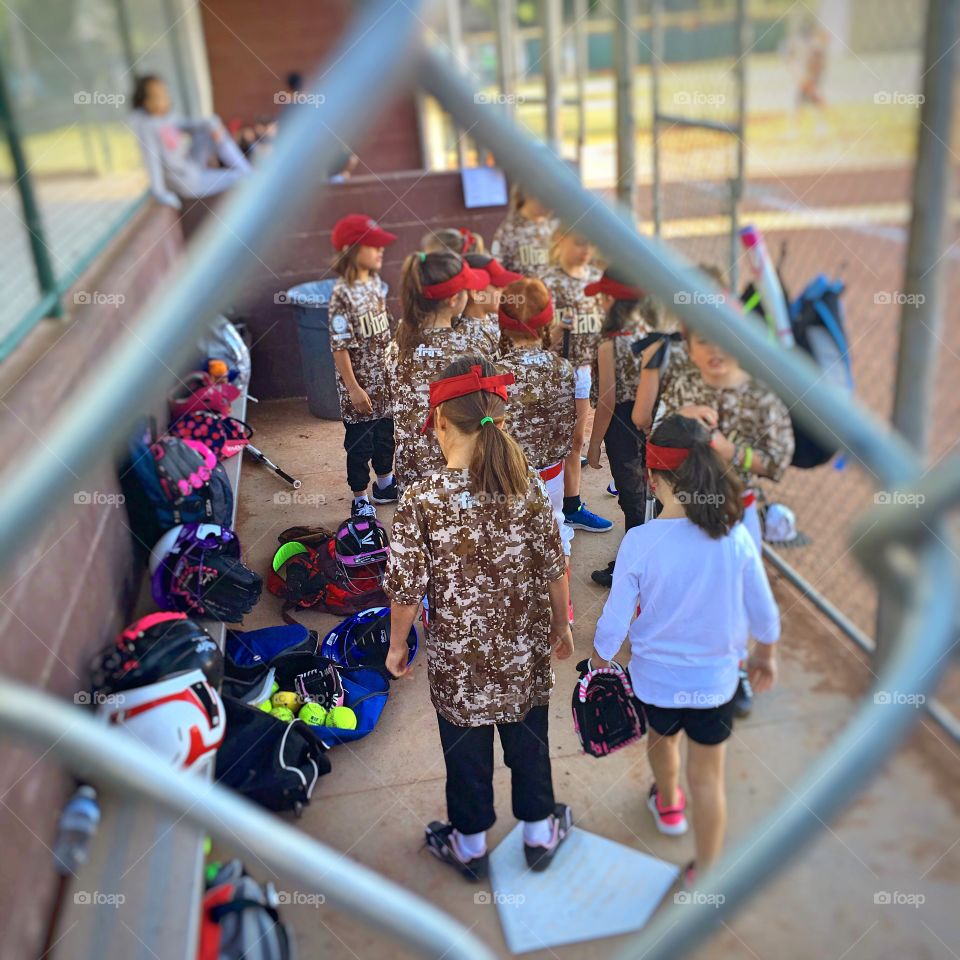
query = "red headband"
xmin=422 ymin=365 xmax=516 ymax=433
xmin=458 ymin=227 xmax=475 ymax=254
xmin=646 ymin=443 xmax=691 ymax=471
xmin=420 ymin=261 xmax=490 ymax=300
xmin=583 ymin=274 xmax=646 ymax=301
xmin=498 ymin=299 xmax=554 ymax=333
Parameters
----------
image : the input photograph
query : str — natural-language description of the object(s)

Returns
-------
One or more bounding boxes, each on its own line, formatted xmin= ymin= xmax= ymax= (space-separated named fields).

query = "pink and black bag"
xmin=572 ymin=659 xmax=646 ymax=758
xmin=169 ymin=410 xmax=252 ymax=460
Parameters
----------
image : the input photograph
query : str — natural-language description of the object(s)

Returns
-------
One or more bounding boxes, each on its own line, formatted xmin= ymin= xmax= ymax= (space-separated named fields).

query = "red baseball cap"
xmin=331 ymin=214 xmax=397 ymax=251
xmin=583 ymin=272 xmax=645 ymax=301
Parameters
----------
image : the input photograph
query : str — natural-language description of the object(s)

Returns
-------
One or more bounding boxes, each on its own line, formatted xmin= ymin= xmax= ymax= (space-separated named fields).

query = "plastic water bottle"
xmin=52 ymin=785 xmax=101 ymax=876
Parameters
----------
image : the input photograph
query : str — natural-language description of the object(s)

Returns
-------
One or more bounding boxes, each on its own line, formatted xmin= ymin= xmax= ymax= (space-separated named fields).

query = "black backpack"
xmin=571 ymin=659 xmax=646 ymax=758
xmin=215 ymin=698 xmax=330 ymax=816
xmin=121 ymin=417 xmax=234 ymax=553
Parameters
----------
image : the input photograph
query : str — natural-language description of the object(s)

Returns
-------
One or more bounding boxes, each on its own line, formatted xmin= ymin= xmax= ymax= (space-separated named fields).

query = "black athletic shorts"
xmin=638 ymin=693 xmax=736 ymax=746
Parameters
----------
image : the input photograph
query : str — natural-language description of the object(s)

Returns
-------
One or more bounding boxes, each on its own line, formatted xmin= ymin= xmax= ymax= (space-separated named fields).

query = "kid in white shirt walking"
xmin=593 ymin=413 xmax=780 ymax=885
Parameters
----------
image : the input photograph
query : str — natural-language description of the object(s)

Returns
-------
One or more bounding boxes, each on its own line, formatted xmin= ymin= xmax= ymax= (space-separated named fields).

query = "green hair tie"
xmin=479 ymin=416 xmax=494 ymax=427
xmin=418 ymin=251 xmax=427 ymax=262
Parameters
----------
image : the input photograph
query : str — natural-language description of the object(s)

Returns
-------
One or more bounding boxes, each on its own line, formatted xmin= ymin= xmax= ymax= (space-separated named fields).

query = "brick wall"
xmin=227 ymin=169 xmax=509 ymax=401
xmin=199 ymin=0 xmax=422 ymax=173
xmin=0 ymin=204 xmax=183 ymax=960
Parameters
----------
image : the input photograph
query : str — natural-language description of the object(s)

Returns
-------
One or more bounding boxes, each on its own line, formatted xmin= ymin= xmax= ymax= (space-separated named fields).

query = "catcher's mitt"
xmin=152 ymin=524 xmax=262 ymax=622
xmin=294 ymin=664 xmax=345 ymax=710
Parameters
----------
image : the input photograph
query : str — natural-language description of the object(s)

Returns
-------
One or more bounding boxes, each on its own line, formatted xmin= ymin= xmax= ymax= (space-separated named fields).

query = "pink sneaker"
xmin=647 ymin=784 xmax=688 ymax=836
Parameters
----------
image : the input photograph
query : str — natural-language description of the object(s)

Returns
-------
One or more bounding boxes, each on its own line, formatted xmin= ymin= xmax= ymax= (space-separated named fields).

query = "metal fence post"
xmin=650 ymin=0 xmax=663 ymax=236
xmin=543 ymin=0 xmax=562 ymax=152
xmin=446 ymin=0 xmax=469 ymax=168
xmin=0 ymin=55 xmax=62 ymax=319
xmin=876 ymin=0 xmax=958 ymax=664
xmin=614 ymin=0 xmax=637 ymax=221
xmin=495 ymin=0 xmax=518 ymax=114
xmin=729 ymin=0 xmax=748 ymax=291
xmin=573 ymin=0 xmax=588 ymax=170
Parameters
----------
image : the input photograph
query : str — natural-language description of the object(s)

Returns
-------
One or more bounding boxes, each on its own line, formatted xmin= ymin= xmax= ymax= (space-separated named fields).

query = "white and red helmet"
xmin=98 ymin=668 xmax=225 ymax=770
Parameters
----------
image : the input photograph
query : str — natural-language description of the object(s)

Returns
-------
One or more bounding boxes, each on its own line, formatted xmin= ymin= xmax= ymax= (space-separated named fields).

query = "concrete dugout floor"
xmin=234 ymin=399 xmax=960 ymax=960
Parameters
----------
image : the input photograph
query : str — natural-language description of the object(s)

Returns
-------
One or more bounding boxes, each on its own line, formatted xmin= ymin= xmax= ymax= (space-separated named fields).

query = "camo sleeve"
xmin=384 ymin=489 xmax=429 ymax=606
xmin=327 ymin=284 xmax=358 ymax=353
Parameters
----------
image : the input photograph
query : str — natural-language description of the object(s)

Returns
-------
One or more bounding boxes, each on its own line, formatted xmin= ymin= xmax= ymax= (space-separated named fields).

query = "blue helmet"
xmin=319 ymin=607 xmax=417 ymax=672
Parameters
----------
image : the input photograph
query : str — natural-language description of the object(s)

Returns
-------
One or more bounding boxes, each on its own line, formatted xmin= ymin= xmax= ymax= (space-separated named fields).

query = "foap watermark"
xmin=474 ymin=891 xmax=525 ymax=906
xmin=74 ymin=491 xmax=125 ymax=507
xmin=676 ymin=491 xmax=726 ymax=506
xmin=475 ymin=91 xmax=526 ymax=106
xmin=674 ymin=290 xmax=727 ymax=307
xmin=74 ymin=690 xmax=127 ymax=708
xmin=873 ymin=91 xmax=925 ymax=107
xmin=73 ymin=290 xmax=125 ymax=308
xmin=674 ymin=91 xmax=726 ymax=107
xmin=276 ymin=890 xmax=326 ymax=907
xmin=74 ymin=891 xmax=126 ymax=907
xmin=274 ymin=90 xmax=326 ymax=107
xmin=274 ymin=291 xmax=324 ymax=307
xmin=874 ymin=890 xmax=925 ymax=907
xmin=873 ymin=691 xmax=926 ymax=708
xmin=74 ymin=90 xmax=125 ymax=108
xmin=873 ymin=490 xmax=925 ymax=507
xmin=674 ymin=890 xmax=725 ymax=907
xmin=273 ymin=491 xmax=326 ymax=507
xmin=674 ymin=691 xmax=727 ymax=708
xmin=874 ymin=291 xmax=925 ymax=307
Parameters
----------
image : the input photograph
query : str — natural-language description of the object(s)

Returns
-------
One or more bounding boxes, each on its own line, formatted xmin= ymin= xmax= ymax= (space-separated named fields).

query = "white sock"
xmin=523 ymin=816 xmax=554 ymax=847
xmin=452 ymin=829 xmax=487 ymax=859
xmin=353 ymin=494 xmax=369 ymax=505
xmin=376 ymin=473 xmax=394 ymax=488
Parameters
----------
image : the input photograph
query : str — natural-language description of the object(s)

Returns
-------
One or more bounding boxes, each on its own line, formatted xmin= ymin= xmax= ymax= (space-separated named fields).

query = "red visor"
xmin=498 ymin=299 xmax=554 ymax=334
xmin=421 ymin=261 xmax=491 ymax=300
xmin=584 ymin=273 xmax=645 ymax=301
xmin=483 ymin=258 xmax=524 ymax=288
xmin=646 ymin=443 xmax=691 ymax=471
xmin=422 ymin=365 xmax=515 ymax=433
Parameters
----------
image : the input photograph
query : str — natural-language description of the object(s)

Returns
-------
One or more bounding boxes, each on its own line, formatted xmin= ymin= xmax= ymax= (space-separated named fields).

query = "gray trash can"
xmin=286 ymin=280 xmax=340 ymax=420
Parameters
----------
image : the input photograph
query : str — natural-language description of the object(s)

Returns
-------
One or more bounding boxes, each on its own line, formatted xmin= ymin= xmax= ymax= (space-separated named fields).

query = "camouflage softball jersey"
xmin=542 ymin=264 xmax=604 ymax=369
xmin=384 ymin=468 xmax=566 ymax=726
xmin=328 ymin=277 xmax=393 ymax=423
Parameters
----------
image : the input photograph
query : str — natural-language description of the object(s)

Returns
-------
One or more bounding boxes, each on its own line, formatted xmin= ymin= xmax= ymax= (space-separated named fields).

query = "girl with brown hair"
xmin=384 ymin=252 xmax=495 ymax=489
xmin=593 ymin=413 xmax=779 ymax=889
xmin=385 ymin=356 xmax=574 ymax=881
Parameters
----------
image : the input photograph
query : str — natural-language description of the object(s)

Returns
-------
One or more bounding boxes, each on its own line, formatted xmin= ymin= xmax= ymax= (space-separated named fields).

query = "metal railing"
xmin=0 ymin=1 xmax=957 ymax=957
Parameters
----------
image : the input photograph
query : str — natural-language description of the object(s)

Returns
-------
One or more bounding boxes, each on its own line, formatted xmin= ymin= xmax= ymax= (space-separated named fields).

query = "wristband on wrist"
xmin=743 ymin=445 xmax=754 ymax=472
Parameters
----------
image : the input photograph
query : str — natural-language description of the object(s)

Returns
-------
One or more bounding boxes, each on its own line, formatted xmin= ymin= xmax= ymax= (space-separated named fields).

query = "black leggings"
xmin=436 ymin=705 xmax=556 ymax=835
xmin=604 ymin=401 xmax=647 ymax=531
xmin=343 ymin=417 xmax=394 ymax=492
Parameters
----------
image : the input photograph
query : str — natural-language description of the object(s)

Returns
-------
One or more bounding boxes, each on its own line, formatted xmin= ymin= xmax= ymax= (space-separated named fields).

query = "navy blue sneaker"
xmin=606 ymin=481 xmax=618 ymax=497
xmin=564 ymin=502 xmax=613 ymax=532
xmin=371 ymin=478 xmax=398 ymax=504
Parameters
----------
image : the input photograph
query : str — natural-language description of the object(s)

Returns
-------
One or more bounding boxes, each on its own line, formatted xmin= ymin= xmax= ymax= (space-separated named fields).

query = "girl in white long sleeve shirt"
xmin=593 ymin=413 xmax=780 ymax=886
xmin=130 ymin=76 xmax=251 ymax=210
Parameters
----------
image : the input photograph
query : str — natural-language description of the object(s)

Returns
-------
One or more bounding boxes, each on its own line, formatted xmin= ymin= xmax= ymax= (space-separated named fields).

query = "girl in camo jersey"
xmin=495 ymin=277 xmax=576 ymax=561
xmin=385 ymin=356 xmax=574 ymax=882
xmin=585 ymin=270 xmax=660 ymax=587
xmin=541 ymin=228 xmax=612 ymax=533
xmin=327 ymin=214 xmax=398 ymax=517
xmin=491 ymin=185 xmax=557 ymax=278
xmin=456 ymin=252 xmax=524 ymax=355
xmin=384 ymin=251 xmax=495 ymax=490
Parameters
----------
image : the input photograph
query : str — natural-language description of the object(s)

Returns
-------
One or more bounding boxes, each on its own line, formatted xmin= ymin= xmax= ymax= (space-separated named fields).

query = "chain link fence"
xmin=647 ymin=0 xmax=956 ymax=650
